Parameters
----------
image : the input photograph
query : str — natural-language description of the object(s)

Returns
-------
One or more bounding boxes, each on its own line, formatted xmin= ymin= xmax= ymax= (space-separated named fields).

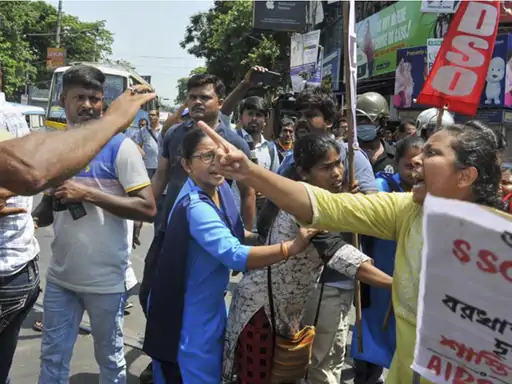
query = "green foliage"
xmin=0 ymin=0 xmax=113 ymax=99
xmin=174 ymin=66 xmax=206 ymax=105
xmin=180 ymin=0 xmax=290 ymax=92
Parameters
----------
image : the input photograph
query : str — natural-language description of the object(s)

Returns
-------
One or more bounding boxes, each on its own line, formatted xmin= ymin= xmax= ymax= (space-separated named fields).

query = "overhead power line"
xmin=115 ymin=54 xmax=204 ymax=61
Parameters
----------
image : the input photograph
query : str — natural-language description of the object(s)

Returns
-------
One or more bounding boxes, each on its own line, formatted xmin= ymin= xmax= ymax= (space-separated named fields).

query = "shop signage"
xmin=46 ymin=47 xmax=66 ymax=69
xmin=322 ymin=49 xmax=341 ymax=91
xmin=252 ymin=1 xmax=306 ymax=33
xmin=290 ymin=30 xmax=321 ymax=92
xmin=420 ymin=0 xmax=460 ymax=14
xmin=416 ymin=1 xmax=501 ymax=116
xmin=427 ymin=39 xmax=443 ymax=74
xmin=355 ymin=0 xmax=438 ymax=79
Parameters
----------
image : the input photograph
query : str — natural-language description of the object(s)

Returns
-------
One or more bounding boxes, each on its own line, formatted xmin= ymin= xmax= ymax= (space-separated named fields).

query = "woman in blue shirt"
xmin=143 ymin=128 xmax=315 ymax=384
xmin=352 ymin=135 xmax=425 ymax=384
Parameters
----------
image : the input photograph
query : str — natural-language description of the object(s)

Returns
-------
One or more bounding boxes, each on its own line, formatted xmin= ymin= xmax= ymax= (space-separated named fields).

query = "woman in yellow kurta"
xmin=198 ymin=119 xmax=510 ymax=384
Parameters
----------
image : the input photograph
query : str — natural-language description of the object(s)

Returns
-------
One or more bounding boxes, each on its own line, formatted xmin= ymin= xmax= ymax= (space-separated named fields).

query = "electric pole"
xmin=56 ymin=0 xmax=63 ymax=48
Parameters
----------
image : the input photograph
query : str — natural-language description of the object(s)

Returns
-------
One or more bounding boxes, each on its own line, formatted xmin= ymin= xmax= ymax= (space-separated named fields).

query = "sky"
xmin=45 ymin=0 xmax=213 ymax=104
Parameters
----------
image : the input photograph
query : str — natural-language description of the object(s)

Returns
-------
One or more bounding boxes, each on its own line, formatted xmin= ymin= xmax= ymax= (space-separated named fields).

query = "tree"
xmin=180 ymin=1 xmax=290 ymax=92
xmin=174 ymin=66 xmax=206 ymax=105
xmin=0 ymin=0 xmax=113 ymax=99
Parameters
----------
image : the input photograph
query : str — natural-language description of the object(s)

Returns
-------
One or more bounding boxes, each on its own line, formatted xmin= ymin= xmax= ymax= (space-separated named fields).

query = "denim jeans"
xmin=0 ymin=258 xmax=40 ymax=384
xmin=38 ymin=282 xmax=126 ymax=384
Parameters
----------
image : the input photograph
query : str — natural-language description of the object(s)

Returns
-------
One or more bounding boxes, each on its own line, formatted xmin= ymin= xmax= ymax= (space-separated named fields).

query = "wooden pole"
xmin=342 ymin=0 xmax=363 ymax=354
xmin=435 ymin=105 xmax=447 ymax=131
xmin=382 ymin=301 xmax=393 ymax=331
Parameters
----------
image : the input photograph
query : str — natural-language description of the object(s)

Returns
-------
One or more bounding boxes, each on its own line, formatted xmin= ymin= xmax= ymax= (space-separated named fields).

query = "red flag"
xmin=417 ymin=1 xmax=500 ymax=116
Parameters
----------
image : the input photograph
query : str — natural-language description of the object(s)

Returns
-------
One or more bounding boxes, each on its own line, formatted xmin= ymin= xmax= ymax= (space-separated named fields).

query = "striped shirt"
xmin=47 ymin=134 xmax=150 ymax=293
xmin=0 ymin=93 xmax=40 ymax=276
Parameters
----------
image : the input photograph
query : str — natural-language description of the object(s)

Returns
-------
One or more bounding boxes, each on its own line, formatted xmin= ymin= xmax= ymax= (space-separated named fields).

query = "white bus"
xmin=45 ymin=62 xmax=154 ymax=132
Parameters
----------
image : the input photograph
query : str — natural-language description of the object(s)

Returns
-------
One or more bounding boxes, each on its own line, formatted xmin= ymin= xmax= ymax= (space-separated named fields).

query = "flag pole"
xmin=343 ymin=0 xmax=363 ymax=354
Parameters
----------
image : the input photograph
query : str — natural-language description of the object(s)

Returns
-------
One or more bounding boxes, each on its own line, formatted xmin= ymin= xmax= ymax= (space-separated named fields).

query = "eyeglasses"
xmin=190 ymin=150 xmax=215 ymax=164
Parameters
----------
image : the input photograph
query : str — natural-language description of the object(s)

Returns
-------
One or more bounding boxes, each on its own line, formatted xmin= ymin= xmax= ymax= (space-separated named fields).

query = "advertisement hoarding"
xmin=393 ymin=46 xmax=427 ymax=109
xmin=322 ymin=49 xmax=341 ymax=91
xmin=356 ymin=0 xmax=438 ymax=79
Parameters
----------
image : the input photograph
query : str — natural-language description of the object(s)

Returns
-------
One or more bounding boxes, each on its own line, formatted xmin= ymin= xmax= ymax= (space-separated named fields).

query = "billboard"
xmin=322 ymin=49 xmax=341 ymax=91
xmin=481 ymin=34 xmax=508 ymax=109
xmin=253 ymin=1 xmax=306 ymax=33
xmin=356 ymin=0 xmax=438 ymax=79
xmin=393 ymin=47 xmax=427 ymax=109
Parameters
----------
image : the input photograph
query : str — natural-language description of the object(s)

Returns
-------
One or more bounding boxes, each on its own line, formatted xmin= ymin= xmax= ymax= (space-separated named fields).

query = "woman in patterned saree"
xmin=199 ymin=119 xmax=510 ymax=384
xmin=223 ymin=134 xmax=393 ymax=383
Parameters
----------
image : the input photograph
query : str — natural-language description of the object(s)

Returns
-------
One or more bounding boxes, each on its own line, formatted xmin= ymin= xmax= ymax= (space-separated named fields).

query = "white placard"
xmin=427 ymin=38 xmax=443 ymax=74
xmin=413 ymin=194 xmax=512 ymax=383
xmin=420 ymin=0 xmax=460 ymax=14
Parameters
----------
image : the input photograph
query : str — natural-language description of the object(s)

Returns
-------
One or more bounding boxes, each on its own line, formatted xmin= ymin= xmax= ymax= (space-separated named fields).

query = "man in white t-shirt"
xmin=33 ymin=65 xmax=156 ymax=384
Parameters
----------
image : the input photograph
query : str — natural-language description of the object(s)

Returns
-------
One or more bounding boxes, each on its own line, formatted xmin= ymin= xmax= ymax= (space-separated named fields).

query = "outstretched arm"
xmin=0 ymin=86 xmax=156 ymax=195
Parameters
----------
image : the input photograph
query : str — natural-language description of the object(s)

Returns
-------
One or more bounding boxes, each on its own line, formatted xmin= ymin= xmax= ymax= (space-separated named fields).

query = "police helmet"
xmin=355 ymin=92 xmax=390 ymax=125
xmin=416 ymin=108 xmax=454 ymax=139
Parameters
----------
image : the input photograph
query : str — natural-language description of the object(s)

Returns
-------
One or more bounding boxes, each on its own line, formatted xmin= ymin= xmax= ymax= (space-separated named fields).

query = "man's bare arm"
xmin=239 ymin=181 xmax=256 ymax=230
xmin=220 ymin=66 xmax=267 ymax=117
xmin=162 ymin=104 xmax=187 ymax=134
xmin=0 ymin=86 xmax=156 ymax=195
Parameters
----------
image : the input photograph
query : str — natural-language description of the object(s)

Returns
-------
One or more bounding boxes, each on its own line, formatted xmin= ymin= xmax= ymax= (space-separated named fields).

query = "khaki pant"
xmin=303 ymin=285 xmax=354 ymax=384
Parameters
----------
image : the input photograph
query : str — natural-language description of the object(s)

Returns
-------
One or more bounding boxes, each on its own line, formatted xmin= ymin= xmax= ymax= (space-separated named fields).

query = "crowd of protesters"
xmin=0 ymin=63 xmax=510 ymax=384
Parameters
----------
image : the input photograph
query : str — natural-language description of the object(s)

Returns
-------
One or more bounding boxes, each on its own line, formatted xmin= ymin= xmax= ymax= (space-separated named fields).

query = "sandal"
xmin=32 ymin=320 xmax=43 ymax=332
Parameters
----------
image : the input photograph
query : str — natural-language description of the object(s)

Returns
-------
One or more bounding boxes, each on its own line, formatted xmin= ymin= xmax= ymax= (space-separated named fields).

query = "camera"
xmin=51 ymin=196 xmax=87 ymax=220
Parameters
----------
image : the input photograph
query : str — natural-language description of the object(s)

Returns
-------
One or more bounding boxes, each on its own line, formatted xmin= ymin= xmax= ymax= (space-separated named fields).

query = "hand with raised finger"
xmin=243 ymin=66 xmax=268 ymax=86
xmin=197 ymin=121 xmax=253 ymax=181
xmin=105 ymin=84 xmax=157 ymax=133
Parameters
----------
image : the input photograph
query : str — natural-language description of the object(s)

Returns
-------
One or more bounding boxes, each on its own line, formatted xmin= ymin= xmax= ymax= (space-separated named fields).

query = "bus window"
xmin=47 ymin=72 xmax=127 ymax=125
xmin=129 ymin=76 xmax=141 ymax=87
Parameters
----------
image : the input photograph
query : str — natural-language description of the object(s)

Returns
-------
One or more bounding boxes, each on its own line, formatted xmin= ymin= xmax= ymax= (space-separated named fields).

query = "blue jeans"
xmin=0 ymin=258 xmax=40 ymax=384
xmin=38 ymin=282 xmax=126 ymax=384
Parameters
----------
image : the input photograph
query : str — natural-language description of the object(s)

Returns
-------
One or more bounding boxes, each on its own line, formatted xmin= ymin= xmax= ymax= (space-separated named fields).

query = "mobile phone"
xmin=67 ymin=203 xmax=87 ymax=220
xmin=251 ymin=70 xmax=281 ymax=87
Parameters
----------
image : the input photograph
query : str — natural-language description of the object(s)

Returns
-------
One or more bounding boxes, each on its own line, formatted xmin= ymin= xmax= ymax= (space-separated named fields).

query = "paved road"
xmin=9 ymin=194 xmax=377 ymax=383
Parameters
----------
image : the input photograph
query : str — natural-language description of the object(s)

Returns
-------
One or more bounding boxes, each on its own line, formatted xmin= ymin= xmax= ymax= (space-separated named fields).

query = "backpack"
xmin=378 ymin=172 xmax=403 ymax=193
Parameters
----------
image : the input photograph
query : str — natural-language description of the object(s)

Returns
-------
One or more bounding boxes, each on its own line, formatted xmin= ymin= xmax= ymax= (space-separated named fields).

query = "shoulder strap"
xmin=145 ymin=126 xmax=159 ymax=144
